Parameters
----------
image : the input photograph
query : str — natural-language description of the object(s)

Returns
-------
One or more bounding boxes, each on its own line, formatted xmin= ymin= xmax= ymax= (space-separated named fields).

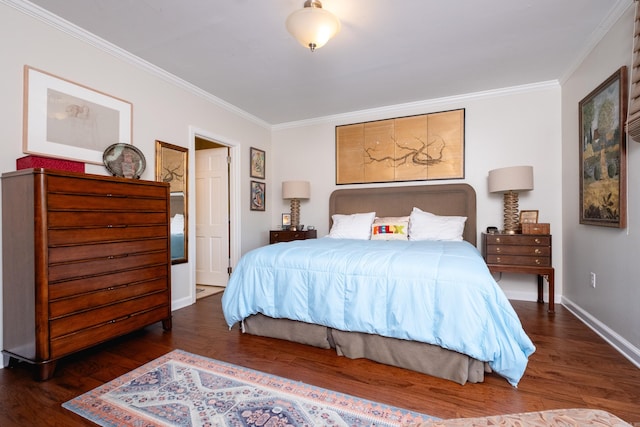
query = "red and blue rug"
xmin=63 ymin=349 xmax=437 ymax=426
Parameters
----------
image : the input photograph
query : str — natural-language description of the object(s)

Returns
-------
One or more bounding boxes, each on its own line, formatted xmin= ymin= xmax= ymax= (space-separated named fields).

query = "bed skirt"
xmin=242 ymin=314 xmax=488 ymax=385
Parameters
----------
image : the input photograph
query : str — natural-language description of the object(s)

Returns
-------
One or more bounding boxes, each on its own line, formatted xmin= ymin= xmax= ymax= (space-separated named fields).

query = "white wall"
xmin=561 ymin=4 xmax=640 ymax=365
xmin=271 ymin=85 xmax=563 ymax=303
xmin=0 ymin=2 xmax=271 ymax=356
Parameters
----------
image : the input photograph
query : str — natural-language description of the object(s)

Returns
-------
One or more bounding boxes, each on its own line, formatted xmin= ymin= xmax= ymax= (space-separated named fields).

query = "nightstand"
xmin=270 ymin=229 xmax=317 ymax=244
xmin=482 ymin=232 xmax=555 ymax=313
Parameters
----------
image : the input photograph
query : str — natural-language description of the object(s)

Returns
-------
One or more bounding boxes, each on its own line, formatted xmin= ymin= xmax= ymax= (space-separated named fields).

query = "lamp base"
xmin=502 ymin=190 xmax=521 ymax=234
xmin=290 ymin=198 xmax=301 ymax=230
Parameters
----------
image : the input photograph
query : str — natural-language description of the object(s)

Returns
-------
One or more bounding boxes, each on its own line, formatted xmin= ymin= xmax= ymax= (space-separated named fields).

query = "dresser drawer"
xmin=49 ymin=265 xmax=168 ymax=300
xmin=48 ymin=251 xmax=168 ymax=282
xmin=485 ymin=254 xmax=551 ymax=267
xmin=484 ymin=245 xmax=550 ymax=257
xmin=270 ymin=230 xmax=317 ymax=243
xmin=49 ymin=306 xmax=170 ymax=359
xmin=47 ymin=175 xmax=168 ymax=199
xmin=484 ymin=234 xmax=550 ymax=246
xmin=49 ymin=278 xmax=168 ymax=318
xmin=48 ymin=225 xmax=168 ymax=245
xmin=48 ymin=193 xmax=167 ymax=211
xmin=49 ymin=291 xmax=170 ymax=339
xmin=48 ymin=211 xmax=168 ymax=227
xmin=49 ymin=238 xmax=167 ymax=264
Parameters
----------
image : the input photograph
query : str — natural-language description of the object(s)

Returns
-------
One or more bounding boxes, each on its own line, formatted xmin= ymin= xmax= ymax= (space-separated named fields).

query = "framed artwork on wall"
xmin=335 ymin=109 xmax=464 ymax=184
xmin=579 ymin=66 xmax=627 ymax=228
xmin=250 ymin=180 xmax=265 ymax=211
xmin=250 ymin=147 xmax=265 ymax=179
xmin=23 ymin=66 xmax=132 ymax=165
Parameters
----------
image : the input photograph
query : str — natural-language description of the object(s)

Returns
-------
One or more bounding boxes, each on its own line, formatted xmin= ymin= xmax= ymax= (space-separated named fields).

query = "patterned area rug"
xmin=63 ymin=349 xmax=436 ymax=427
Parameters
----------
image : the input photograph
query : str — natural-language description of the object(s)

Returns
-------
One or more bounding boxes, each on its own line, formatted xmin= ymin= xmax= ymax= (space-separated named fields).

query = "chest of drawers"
xmin=482 ymin=233 xmax=551 ymax=267
xmin=269 ymin=229 xmax=317 ymax=244
xmin=2 ymin=168 xmax=172 ymax=379
xmin=481 ymin=232 xmax=555 ymax=313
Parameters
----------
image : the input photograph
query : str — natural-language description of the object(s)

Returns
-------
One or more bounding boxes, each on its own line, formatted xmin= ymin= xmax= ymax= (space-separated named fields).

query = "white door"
xmin=195 ymin=147 xmax=230 ymax=286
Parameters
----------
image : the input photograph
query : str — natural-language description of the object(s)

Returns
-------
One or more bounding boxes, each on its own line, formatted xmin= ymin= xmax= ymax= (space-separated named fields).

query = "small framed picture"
xmin=250 ymin=181 xmax=265 ymax=211
xmin=520 ymin=210 xmax=539 ymax=224
xmin=282 ymin=213 xmax=291 ymax=229
xmin=250 ymin=147 xmax=265 ymax=179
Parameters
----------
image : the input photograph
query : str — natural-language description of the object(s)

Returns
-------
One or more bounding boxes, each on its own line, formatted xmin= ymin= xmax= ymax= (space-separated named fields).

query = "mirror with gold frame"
xmin=155 ymin=140 xmax=188 ymax=264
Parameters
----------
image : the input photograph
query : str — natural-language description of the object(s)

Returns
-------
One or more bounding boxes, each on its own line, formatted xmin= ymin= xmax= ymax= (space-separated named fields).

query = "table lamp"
xmin=282 ymin=180 xmax=310 ymax=231
xmin=488 ymin=166 xmax=534 ymax=234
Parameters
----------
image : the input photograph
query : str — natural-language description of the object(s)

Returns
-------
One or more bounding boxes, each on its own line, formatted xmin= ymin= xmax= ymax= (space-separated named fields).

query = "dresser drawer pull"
xmin=495 ymin=247 xmax=501 ymax=253
xmin=535 ymin=259 xmax=541 ymax=265
xmin=534 ymin=249 xmax=541 ymax=254
xmin=106 ymin=225 xmax=128 ymax=228
xmin=107 ymin=254 xmax=130 ymax=260
xmin=495 ymin=237 xmax=501 ymax=243
xmin=496 ymin=257 xmax=502 ymax=263
xmin=534 ymin=238 xmax=541 ymax=244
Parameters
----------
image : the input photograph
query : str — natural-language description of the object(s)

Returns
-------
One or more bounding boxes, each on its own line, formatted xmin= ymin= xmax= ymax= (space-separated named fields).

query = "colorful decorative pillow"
xmin=409 ymin=207 xmax=467 ymax=241
xmin=371 ymin=216 xmax=409 ymax=241
xmin=328 ymin=212 xmax=376 ymax=240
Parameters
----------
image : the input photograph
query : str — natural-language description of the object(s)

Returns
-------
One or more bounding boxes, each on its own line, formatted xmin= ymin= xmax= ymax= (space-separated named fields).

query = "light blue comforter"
xmin=222 ymin=238 xmax=535 ymax=386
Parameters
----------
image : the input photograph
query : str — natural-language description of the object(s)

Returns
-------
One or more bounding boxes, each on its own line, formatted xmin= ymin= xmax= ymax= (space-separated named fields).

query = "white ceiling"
xmin=19 ymin=0 xmax=630 ymax=125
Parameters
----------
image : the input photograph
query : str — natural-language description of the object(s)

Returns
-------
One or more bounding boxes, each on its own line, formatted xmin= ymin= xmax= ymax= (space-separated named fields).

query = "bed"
xmin=222 ymin=184 xmax=535 ymax=386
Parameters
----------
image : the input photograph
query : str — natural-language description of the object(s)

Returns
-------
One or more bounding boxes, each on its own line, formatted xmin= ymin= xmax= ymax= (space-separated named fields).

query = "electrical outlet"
xmin=590 ymin=272 xmax=596 ymax=288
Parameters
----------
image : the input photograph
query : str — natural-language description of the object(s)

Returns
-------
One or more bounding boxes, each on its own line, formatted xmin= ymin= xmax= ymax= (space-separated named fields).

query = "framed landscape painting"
xmin=579 ymin=66 xmax=627 ymax=228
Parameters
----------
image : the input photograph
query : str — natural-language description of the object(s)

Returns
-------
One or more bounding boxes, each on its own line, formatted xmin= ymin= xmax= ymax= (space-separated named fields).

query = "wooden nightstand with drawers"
xmin=269 ymin=229 xmax=317 ymax=244
xmin=482 ymin=232 xmax=555 ymax=313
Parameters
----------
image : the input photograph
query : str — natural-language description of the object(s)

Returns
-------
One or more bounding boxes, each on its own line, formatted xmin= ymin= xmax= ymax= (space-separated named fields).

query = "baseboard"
xmin=562 ymin=296 xmax=640 ymax=369
xmin=172 ymin=295 xmax=194 ymax=312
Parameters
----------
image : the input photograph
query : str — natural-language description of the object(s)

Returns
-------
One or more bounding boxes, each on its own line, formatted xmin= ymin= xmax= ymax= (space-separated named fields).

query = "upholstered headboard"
xmin=328 ymin=184 xmax=477 ymax=245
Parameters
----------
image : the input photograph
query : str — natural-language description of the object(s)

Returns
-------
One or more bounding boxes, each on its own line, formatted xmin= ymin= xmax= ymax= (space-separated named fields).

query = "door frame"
xmin=188 ymin=126 xmax=241 ymax=304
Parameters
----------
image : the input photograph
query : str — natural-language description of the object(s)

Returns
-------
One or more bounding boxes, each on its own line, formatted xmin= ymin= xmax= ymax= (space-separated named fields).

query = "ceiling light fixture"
xmin=286 ymin=0 xmax=341 ymax=52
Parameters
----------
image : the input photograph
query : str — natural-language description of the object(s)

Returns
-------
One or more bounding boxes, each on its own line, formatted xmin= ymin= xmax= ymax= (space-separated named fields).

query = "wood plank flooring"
xmin=1 ymin=295 xmax=639 ymax=426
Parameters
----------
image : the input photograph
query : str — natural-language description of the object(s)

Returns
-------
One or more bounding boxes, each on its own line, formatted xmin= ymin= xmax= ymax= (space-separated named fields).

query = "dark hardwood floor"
xmin=1 ymin=295 xmax=639 ymax=426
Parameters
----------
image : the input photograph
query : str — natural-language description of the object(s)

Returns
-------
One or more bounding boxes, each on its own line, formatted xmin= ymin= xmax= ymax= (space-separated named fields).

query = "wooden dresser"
xmin=2 ymin=168 xmax=172 ymax=379
xmin=481 ymin=232 xmax=555 ymax=313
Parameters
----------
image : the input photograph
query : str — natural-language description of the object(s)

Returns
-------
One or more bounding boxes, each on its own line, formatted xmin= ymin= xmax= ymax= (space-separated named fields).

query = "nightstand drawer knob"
xmin=535 ymin=238 xmax=541 ymax=244
xmin=535 ymin=259 xmax=541 ymax=265
xmin=496 ymin=257 xmax=502 ymax=263
xmin=534 ymin=249 xmax=541 ymax=254
xmin=495 ymin=237 xmax=501 ymax=243
xmin=496 ymin=247 xmax=501 ymax=253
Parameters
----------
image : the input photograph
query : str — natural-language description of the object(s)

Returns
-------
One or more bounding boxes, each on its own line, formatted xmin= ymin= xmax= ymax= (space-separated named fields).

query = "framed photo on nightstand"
xmin=520 ymin=210 xmax=538 ymax=224
xmin=282 ymin=213 xmax=291 ymax=229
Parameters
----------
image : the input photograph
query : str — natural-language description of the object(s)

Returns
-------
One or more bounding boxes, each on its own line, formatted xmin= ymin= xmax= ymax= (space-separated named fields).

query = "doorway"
xmin=194 ymin=135 xmax=232 ymax=300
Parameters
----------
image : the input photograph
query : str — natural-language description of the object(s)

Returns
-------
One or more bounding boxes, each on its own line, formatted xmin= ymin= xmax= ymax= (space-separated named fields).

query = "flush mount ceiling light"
xmin=286 ymin=0 xmax=341 ymax=52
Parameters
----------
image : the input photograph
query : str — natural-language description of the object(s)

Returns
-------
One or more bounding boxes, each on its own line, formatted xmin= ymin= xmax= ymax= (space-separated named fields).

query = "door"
xmin=195 ymin=147 xmax=230 ymax=286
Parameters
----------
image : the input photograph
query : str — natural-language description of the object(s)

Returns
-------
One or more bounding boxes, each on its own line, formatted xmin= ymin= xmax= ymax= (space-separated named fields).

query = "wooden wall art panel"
xmin=336 ymin=109 xmax=465 ymax=184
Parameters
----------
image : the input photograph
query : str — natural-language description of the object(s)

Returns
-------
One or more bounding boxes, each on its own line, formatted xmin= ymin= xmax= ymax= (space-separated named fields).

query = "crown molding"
xmin=2 ymin=0 xmax=271 ymax=130
xmin=272 ymin=80 xmax=560 ymax=131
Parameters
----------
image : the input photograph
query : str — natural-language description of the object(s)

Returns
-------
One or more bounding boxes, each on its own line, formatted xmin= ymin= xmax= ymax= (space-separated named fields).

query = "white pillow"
xmin=409 ymin=207 xmax=466 ymax=241
xmin=328 ymin=212 xmax=376 ymax=240
xmin=371 ymin=216 xmax=409 ymax=241
xmin=171 ymin=214 xmax=184 ymax=235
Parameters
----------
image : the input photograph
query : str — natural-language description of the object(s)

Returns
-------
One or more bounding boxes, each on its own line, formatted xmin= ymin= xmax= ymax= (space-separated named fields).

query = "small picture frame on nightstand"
xmin=520 ymin=210 xmax=539 ymax=224
xmin=281 ymin=213 xmax=291 ymax=230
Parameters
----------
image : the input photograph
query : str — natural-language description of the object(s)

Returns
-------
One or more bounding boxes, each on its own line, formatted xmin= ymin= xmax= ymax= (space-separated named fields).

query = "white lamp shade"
xmin=488 ymin=166 xmax=534 ymax=193
xmin=282 ymin=181 xmax=310 ymax=199
xmin=286 ymin=7 xmax=341 ymax=50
